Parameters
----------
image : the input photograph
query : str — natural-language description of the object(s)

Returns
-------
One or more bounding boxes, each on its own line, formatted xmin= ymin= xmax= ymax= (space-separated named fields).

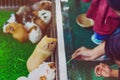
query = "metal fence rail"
xmin=0 ymin=0 xmax=30 ymax=10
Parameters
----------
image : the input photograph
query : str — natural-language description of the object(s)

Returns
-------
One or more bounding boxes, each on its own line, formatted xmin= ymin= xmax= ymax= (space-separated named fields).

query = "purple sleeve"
xmin=82 ymin=0 xmax=91 ymax=2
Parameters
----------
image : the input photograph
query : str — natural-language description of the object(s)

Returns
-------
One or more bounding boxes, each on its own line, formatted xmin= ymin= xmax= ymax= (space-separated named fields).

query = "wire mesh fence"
xmin=0 ymin=0 xmax=40 ymax=10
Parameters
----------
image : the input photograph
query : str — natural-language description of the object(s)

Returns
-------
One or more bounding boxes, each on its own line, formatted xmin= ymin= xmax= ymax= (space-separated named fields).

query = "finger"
xmin=102 ymin=65 xmax=111 ymax=74
xmin=94 ymin=63 xmax=105 ymax=76
xmin=74 ymin=48 xmax=81 ymax=54
xmin=72 ymin=53 xmax=79 ymax=59
xmin=74 ymin=46 xmax=87 ymax=53
xmin=100 ymin=63 xmax=103 ymax=66
xmin=101 ymin=64 xmax=111 ymax=77
xmin=72 ymin=48 xmax=84 ymax=59
xmin=102 ymin=64 xmax=111 ymax=73
xmin=95 ymin=65 xmax=100 ymax=75
xmin=101 ymin=70 xmax=110 ymax=77
xmin=72 ymin=48 xmax=81 ymax=57
xmin=98 ymin=63 xmax=104 ymax=75
xmin=94 ymin=65 xmax=102 ymax=76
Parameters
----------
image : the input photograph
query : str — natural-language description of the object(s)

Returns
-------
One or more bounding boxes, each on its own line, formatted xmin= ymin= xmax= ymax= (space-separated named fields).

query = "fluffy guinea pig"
xmin=15 ymin=6 xmax=33 ymax=24
xmin=27 ymin=36 xmax=57 ymax=72
xmin=33 ymin=10 xmax=52 ymax=30
xmin=5 ymin=22 xmax=28 ymax=42
xmin=16 ymin=6 xmax=31 ymax=15
xmin=25 ymin=21 xmax=42 ymax=44
xmin=32 ymin=0 xmax=52 ymax=11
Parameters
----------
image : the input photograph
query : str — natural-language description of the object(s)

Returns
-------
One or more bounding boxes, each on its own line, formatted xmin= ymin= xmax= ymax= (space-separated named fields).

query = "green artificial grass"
xmin=0 ymin=11 xmax=36 ymax=80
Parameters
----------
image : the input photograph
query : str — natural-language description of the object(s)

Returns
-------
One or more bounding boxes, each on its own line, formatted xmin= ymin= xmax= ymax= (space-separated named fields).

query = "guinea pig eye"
xmin=44 ymin=16 xmax=47 ymax=19
xmin=50 ymin=42 xmax=54 ymax=45
xmin=5 ymin=22 xmax=9 ymax=25
xmin=42 ymin=12 xmax=46 ymax=15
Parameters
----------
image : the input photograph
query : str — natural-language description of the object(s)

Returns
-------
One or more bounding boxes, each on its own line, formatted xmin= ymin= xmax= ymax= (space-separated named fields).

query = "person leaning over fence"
xmin=95 ymin=32 xmax=120 ymax=79
xmin=72 ymin=0 xmax=120 ymax=79
xmin=83 ymin=0 xmax=120 ymax=45
xmin=72 ymin=0 xmax=120 ymax=61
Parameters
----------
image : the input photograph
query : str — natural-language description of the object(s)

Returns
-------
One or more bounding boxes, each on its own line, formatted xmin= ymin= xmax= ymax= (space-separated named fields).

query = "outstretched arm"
xmin=72 ymin=42 xmax=105 ymax=61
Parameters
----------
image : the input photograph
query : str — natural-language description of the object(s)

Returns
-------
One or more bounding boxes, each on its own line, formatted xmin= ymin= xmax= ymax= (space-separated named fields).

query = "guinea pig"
xmin=32 ymin=0 xmax=52 ymax=11
xmin=25 ymin=21 xmax=42 ymax=44
xmin=15 ymin=6 xmax=33 ymax=24
xmin=7 ymin=13 xmax=16 ymax=23
xmin=33 ymin=10 xmax=52 ymax=30
xmin=27 ymin=36 xmax=57 ymax=72
xmin=16 ymin=6 xmax=31 ymax=15
xmin=5 ymin=22 xmax=28 ymax=42
xmin=17 ymin=62 xmax=56 ymax=80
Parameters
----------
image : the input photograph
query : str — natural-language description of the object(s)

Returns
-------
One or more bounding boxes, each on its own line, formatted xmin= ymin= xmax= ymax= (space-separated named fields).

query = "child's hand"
xmin=94 ymin=63 xmax=111 ymax=77
xmin=71 ymin=47 xmax=97 ymax=61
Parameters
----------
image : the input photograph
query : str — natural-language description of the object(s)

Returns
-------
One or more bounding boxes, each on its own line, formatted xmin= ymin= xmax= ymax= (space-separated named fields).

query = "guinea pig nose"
xmin=44 ymin=16 xmax=47 ymax=19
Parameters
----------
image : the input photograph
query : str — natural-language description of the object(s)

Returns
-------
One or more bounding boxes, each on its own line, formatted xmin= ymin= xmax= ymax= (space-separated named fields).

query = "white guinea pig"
xmin=3 ymin=13 xmax=16 ymax=33
xmin=17 ymin=62 xmax=55 ymax=80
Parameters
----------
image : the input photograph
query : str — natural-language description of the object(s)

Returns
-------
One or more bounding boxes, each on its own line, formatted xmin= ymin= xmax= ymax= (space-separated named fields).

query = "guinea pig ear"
xmin=41 ymin=2 xmax=45 ymax=7
xmin=42 ymin=44 xmax=48 ymax=50
xmin=14 ymin=14 xmax=18 ymax=18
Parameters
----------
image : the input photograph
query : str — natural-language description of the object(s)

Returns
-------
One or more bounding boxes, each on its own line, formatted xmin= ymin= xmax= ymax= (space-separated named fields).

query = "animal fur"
xmin=17 ymin=62 xmax=56 ymax=80
xmin=5 ymin=22 xmax=28 ymax=42
xmin=33 ymin=10 xmax=52 ymax=30
xmin=27 ymin=36 xmax=57 ymax=72
xmin=25 ymin=21 xmax=42 ymax=44
xmin=32 ymin=0 xmax=52 ymax=11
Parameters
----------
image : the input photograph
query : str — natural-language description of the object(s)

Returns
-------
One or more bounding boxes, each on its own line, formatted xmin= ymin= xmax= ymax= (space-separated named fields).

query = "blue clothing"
xmin=94 ymin=32 xmax=109 ymax=40
xmin=92 ymin=27 xmax=120 ymax=61
xmin=92 ymin=27 xmax=120 ymax=45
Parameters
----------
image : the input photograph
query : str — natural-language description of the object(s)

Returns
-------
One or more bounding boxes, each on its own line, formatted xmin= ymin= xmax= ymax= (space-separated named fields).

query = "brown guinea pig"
xmin=5 ymin=22 xmax=28 ymax=42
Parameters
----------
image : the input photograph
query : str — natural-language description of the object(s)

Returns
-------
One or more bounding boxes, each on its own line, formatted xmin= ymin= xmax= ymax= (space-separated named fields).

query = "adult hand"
xmin=72 ymin=47 xmax=99 ymax=61
xmin=94 ymin=63 xmax=111 ymax=77
xmin=72 ymin=42 xmax=105 ymax=61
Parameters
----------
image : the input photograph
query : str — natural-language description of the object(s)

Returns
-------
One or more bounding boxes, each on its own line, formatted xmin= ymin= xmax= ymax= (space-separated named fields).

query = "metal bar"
xmin=9 ymin=0 xmax=13 ymax=7
xmin=0 ymin=0 xmax=30 ymax=10
xmin=2 ymin=0 xmax=5 ymax=6
xmin=55 ymin=0 xmax=68 ymax=80
xmin=0 ymin=0 xmax=1 ymax=6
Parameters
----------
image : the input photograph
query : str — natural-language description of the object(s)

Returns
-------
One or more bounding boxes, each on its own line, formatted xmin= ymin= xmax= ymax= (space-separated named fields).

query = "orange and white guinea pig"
xmin=33 ymin=9 xmax=52 ymax=30
xmin=17 ymin=62 xmax=56 ymax=80
xmin=32 ymin=0 xmax=52 ymax=11
xmin=4 ymin=22 xmax=28 ymax=42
